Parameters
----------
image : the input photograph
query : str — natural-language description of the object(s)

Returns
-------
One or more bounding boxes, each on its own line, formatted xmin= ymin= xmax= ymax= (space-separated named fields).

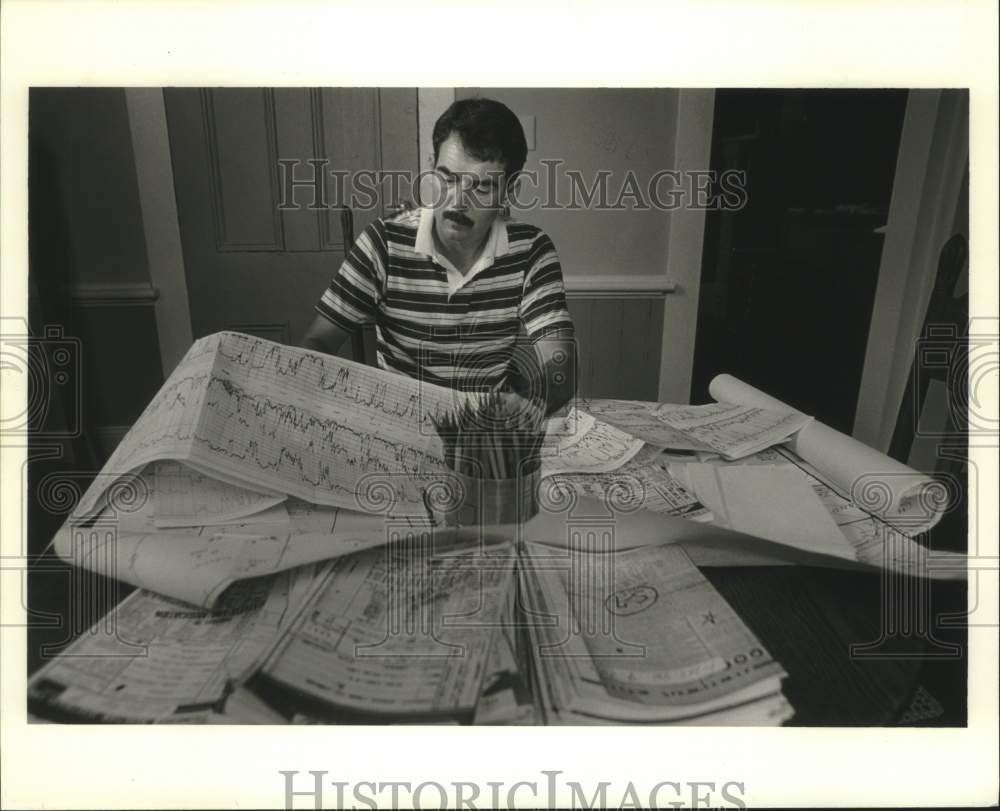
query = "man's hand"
xmin=494 ymin=390 xmax=547 ymax=430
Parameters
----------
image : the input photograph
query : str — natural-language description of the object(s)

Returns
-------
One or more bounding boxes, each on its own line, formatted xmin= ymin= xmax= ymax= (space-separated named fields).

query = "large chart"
xmin=74 ymin=332 xmax=643 ymax=519
xmin=74 ymin=333 xmax=473 ymax=517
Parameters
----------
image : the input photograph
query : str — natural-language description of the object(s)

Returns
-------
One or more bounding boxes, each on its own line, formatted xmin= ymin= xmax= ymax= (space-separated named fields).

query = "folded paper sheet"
xmin=53 ymin=491 xmax=404 ymax=609
xmin=676 ymin=463 xmax=858 ymax=560
xmin=539 ymin=408 xmax=645 ymax=477
xmin=650 ymin=401 xmax=812 ymax=459
xmin=575 ymin=400 xmax=712 ymax=452
xmin=521 ymin=491 xmax=966 ymax=580
xmin=152 ymin=460 xmax=286 ymax=527
xmin=579 ymin=397 xmax=812 ymax=459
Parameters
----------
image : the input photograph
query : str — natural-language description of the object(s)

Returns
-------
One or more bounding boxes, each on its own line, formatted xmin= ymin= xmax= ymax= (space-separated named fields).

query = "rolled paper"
xmin=708 ymin=374 xmax=949 ymax=534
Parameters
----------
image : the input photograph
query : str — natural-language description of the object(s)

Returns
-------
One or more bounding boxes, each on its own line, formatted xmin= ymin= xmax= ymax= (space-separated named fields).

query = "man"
xmin=302 ymin=98 xmax=576 ymax=419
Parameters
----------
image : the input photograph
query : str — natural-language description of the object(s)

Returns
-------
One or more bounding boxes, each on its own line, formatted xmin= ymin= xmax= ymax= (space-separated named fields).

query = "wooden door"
xmin=164 ymin=88 xmax=418 ymax=354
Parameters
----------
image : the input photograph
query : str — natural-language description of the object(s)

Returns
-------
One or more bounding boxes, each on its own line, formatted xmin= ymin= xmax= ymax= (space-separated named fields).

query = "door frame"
xmin=125 ymin=88 xmax=193 ymax=377
xmin=853 ymin=89 xmax=969 ymax=451
xmin=657 ymin=89 xmax=715 ymax=405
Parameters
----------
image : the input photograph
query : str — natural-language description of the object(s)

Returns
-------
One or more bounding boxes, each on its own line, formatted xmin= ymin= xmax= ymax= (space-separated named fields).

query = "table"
xmin=704 ymin=566 xmax=966 ymax=725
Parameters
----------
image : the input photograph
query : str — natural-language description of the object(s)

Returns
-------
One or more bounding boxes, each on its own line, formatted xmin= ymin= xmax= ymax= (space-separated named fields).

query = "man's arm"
xmin=302 ymin=313 xmax=353 ymax=356
xmin=509 ymin=330 xmax=578 ymax=417
xmin=304 ymin=219 xmax=385 ymax=356
xmin=302 ymin=220 xmax=386 ymax=355
xmin=516 ymin=230 xmax=578 ymax=417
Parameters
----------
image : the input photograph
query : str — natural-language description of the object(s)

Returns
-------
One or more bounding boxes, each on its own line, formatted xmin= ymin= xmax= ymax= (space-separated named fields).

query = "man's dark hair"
xmin=432 ymin=98 xmax=528 ymax=183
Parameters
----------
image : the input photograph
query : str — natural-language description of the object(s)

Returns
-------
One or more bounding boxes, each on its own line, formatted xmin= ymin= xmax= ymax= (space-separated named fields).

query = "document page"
xmin=54 ymin=484 xmax=397 ymax=608
xmin=27 ymin=564 xmax=326 ymax=723
xmin=578 ymin=399 xmax=715 ymax=452
xmin=549 ymin=445 xmax=712 ymax=521
xmin=519 ymin=543 xmax=787 ymax=724
xmin=261 ymin=537 xmax=516 ymax=718
xmin=73 ymin=332 xmax=464 ymax=518
xmin=540 ymin=409 xmax=645 ymax=476
xmin=651 ymin=401 xmax=812 ymax=460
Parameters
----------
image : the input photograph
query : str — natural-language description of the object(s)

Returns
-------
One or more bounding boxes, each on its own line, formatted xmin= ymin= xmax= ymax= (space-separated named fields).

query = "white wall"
xmin=417 ymin=88 xmax=455 ymax=173
xmin=455 ymin=87 xmax=679 ymax=290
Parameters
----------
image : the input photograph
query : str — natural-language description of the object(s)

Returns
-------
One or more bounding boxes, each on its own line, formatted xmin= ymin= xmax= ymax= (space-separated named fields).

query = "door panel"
xmin=203 ymin=88 xmax=284 ymax=251
xmin=164 ymin=87 xmax=418 ymax=350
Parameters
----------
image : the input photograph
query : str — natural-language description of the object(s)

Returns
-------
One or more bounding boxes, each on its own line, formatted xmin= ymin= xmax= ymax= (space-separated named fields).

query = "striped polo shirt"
xmin=315 ymin=207 xmax=575 ymax=391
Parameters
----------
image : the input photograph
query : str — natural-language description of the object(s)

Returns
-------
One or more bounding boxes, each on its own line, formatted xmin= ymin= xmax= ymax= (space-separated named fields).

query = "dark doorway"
xmin=691 ymin=89 xmax=908 ymax=433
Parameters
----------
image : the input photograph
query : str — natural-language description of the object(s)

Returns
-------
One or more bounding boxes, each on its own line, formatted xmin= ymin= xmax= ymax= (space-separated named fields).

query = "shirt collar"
xmin=414 ymin=206 xmax=510 ymax=266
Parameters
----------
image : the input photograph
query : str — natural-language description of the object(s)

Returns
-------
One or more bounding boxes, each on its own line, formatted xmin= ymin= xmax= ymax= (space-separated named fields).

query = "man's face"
xmin=430 ymin=133 xmax=507 ymax=253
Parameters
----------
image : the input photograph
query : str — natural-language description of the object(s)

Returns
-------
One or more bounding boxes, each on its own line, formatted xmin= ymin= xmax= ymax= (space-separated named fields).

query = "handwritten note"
xmin=540 ymin=409 xmax=645 ymax=476
xmin=579 ymin=400 xmax=714 ymax=452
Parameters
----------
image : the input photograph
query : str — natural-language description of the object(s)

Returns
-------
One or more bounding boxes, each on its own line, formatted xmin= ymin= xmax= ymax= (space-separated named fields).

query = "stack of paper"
xmin=27 ymin=562 xmax=329 ymax=723
xmin=472 ymin=582 xmax=538 ymax=725
xmin=256 ymin=535 xmax=517 ymax=721
xmin=49 ymin=334 xmax=654 ymax=613
xmin=518 ymin=542 xmax=793 ymax=725
xmin=33 ymin=515 xmax=798 ymax=725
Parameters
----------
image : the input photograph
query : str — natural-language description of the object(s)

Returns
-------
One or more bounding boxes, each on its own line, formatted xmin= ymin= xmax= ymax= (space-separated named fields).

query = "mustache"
xmin=444 ymin=210 xmax=473 ymax=226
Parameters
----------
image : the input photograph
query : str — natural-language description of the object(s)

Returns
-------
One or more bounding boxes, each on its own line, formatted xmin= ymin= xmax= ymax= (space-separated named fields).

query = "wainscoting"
xmin=565 ymin=276 xmax=672 ymax=400
xmin=63 ymin=282 xmax=165 ymax=463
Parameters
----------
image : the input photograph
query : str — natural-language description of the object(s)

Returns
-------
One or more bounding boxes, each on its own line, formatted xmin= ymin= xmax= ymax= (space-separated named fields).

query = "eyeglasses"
xmin=432 ymin=169 xmax=505 ymax=208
